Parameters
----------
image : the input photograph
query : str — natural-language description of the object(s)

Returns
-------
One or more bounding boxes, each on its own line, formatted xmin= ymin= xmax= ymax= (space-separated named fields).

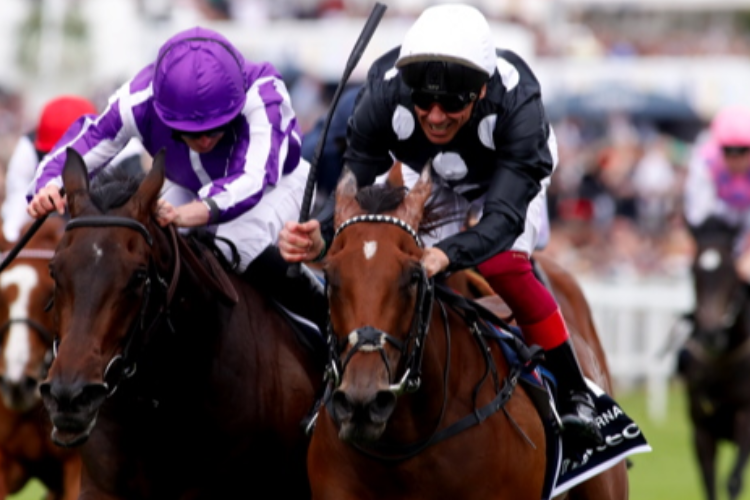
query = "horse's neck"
xmin=383 ymin=302 xmax=508 ymax=441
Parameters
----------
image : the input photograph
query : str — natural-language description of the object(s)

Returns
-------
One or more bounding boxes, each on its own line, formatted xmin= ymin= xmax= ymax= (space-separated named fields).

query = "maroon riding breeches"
xmin=477 ymin=251 xmax=569 ymax=349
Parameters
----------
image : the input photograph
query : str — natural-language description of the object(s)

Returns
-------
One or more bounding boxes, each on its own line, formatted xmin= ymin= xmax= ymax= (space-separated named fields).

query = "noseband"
xmin=61 ymin=216 xmax=179 ymax=396
xmin=326 ymin=214 xmax=433 ymax=396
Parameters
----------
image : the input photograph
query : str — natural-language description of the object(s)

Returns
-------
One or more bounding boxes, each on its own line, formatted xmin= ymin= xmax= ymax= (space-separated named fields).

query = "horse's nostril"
xmin=331 ymin=390 xmax=354 ymax=422
xmin=39 ymin=382 xmax=51 ymax=398
xmin=76 ymin=384 xmax=109 ymax=409
xmin=370 ymin=390 xmax=397 ymax=423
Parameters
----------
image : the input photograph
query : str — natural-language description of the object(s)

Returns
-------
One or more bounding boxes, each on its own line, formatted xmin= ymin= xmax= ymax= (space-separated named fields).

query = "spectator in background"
xmin=632 ymin=135 xmax=678 ymax=235
xmin=684 ymin=106 xmax=750 ymax=278
xmin=2 ymin=96 xmax=96 ymax=243
xmin=301 ymin=85 xmax=360 ymax=212
xmin=2 ymin=96 xmax=144 ymax=243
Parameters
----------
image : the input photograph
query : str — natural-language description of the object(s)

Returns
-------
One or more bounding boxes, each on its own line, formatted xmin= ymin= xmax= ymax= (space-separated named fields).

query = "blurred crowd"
xmin=2 ymin=0 xmax=746 ymax=279
xmin=544 ymin=115 xmax=696 ymax=279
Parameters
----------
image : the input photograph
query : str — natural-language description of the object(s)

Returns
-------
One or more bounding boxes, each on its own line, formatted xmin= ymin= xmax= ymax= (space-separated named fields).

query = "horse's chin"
xmin=338 ymin=420 xmax=387 ymax=444
xmin=50 ymin=414 xmax=98 ymax=448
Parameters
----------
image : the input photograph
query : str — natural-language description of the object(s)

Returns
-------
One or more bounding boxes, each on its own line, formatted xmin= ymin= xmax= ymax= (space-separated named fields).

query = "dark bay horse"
xmin=0 ymin=216 xmax=81 ymax=499
xmin=680 ymin=216 xmax=750 ymax=500
xmin=39 ymin=148 xmax=323 ymax=499
xmin=308 ymin=165 xmax=628 ymax=499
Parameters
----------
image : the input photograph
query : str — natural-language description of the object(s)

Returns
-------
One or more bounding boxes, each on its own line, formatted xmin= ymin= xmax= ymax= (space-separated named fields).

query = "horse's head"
xmin=39 ymin=148 xmax=167 ymax=447
xmin=324 ymin=164 xmax=433 ymax=443
xmin=0 ymin=218 xmax=63 ymax=412
xmin=689 ymin=216 xmax=745 ymax=353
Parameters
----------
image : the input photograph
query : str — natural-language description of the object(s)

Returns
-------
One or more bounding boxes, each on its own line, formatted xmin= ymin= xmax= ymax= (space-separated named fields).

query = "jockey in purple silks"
xmin=26 ymin=26 xmax=327 ymax=331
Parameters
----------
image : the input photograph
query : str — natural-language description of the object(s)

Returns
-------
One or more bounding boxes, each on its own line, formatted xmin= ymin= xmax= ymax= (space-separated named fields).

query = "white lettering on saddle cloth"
xmin=561 ymin=421 xmax=643 ymax=475
xmin=550 ymin=379 xmax=652 ymax=498
xmin=595 ymin=405 xmax=625 ymax=429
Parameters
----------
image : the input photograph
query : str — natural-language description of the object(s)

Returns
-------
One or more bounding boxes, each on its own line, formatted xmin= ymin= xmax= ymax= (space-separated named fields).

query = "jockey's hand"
xmin=155 ymin=199 xmax=209 ymax=228
xmin=27 ymin=185 xmax=66 ymax=218
xmin=421 ymin=247 xmax=450 ymax=278
xmin=279 ymin=220 xmax=325 ymax=263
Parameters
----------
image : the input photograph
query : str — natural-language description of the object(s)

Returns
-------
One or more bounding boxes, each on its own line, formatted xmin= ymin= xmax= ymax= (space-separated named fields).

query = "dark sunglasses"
xmin=411 ymin=90 xmax=477 ymax=113
xmin=174 ymin=125 xmax=228 ymax=140
xmin=722 ymin=146 xmax=750 ymax=157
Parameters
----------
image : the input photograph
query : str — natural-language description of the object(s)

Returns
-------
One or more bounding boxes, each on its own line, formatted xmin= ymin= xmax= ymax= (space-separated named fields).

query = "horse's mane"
xmin=89 ymin=164 xmax=146 ymax=212
xmin=354 ymin=183 xmax=462 ymax=236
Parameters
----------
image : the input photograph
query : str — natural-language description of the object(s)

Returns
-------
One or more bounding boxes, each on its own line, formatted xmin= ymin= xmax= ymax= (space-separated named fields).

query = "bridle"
xmin=320 ymin=213 xmax=533 ymax=461
xmin=326 ymin=214 xmax=434 ymax=396
xmin=59 ymin=216 xmax=180 ymax=397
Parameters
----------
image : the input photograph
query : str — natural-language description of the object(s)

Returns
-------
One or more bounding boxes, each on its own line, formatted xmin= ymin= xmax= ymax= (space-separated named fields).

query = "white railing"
xmin=577 ymin=275 xmax=694 ymax=422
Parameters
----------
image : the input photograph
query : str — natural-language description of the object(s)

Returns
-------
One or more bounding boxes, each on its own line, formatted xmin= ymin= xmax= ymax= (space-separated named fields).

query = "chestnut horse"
xmin=39 ymin=149 xmax=323 ymax=498
xmin=0 ymin=216 xmax=81 ymax=499
xmin=308 ymin=165 xmax=628 ymax=499
xmin=680 ymin=216 xmax=750 ymax=500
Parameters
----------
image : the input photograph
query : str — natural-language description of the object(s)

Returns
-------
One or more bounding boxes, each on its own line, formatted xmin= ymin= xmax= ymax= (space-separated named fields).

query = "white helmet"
xmin=396 ymin=4 xmax=496 ymax=78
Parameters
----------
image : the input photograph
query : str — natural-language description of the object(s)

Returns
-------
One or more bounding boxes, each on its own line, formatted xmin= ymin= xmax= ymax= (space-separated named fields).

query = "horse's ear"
xmin=130 ymin=148 xmax=166 ymax=221
xmin=62 ymin=147 xmax=94 ymax=218
xmin=334 ymin=167 xmax=360 ymax=228
xmin=400 ymin=161 xmax=432 ymax=228
xmin=385 ymin=162 xmax=404 ymax=188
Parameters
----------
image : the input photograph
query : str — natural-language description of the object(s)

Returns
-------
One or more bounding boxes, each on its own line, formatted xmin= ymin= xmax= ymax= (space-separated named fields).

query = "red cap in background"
xmin=34 ymin=95 xmax=97 ymax=153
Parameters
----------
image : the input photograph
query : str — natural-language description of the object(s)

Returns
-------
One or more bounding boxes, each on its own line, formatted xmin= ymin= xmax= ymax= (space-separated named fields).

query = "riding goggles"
xmin=411 ymin=90 xmax=478 ymax=113
xmin=722 ymin=146 xmax=750 ymax=157
xmin=174 ymin=125 xmax=229 ymax=140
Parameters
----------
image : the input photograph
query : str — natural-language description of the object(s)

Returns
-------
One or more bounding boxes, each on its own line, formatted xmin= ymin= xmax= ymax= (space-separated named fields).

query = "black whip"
xmin=288 ymin=2 xmax=387 ymax=278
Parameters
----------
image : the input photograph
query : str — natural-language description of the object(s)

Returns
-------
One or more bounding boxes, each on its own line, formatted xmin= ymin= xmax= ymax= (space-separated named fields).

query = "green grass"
xmin=8 ymin=381 xmax=750 ymax=499
xmin=8 ymin=478 xmax=44 ymax=500
xmin=619 ymin=380 xmax=750 ymax=500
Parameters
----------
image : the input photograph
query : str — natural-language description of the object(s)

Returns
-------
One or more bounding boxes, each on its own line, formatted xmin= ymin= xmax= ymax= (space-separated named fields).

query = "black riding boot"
xmin=544 ymin=340 xmax=604 ymax=448
xmin=242 ymin=245 xmax=328 ymax=333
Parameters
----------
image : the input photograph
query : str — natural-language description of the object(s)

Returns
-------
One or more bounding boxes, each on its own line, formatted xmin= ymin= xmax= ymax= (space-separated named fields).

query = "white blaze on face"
xmin=93 ymin=243 xmax=104 ymax=264
xmin=0 ymin=265 xmax=37 ymax=382
xmin=363 ymin=241 xmax=377 ymax=260
xmin=699 ymin=249 xmax=721 ymax=271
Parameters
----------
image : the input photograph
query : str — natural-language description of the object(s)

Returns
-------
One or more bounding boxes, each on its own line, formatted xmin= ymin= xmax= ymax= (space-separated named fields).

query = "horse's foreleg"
xmin=693 ymin=426 xmax=718 ymax=500
xmin=728 ymin=410 xmax=750 ymax=500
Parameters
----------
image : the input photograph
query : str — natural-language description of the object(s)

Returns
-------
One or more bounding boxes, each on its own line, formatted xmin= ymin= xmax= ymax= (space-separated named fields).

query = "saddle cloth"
xmin=489 ymin=325 xmax=652 ymax=499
